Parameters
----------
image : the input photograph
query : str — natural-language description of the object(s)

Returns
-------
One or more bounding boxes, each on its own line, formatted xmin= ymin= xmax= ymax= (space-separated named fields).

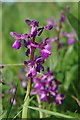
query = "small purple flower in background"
xmin=18 ymin=69 xmax=27 ymax=90
xmin=60 ymin=11 xmax=66 ymax=23
xmin=11 ymin=98 xmax=16 ymax=106
xmin=68 ymin=37 xmax=75 ymax=45
xmin=62 ymin=32 xmax=75 ymax=45
xmin=46 ymin=16 xmax=56 ymax=28
xmin=9 ymin=81 xmax=17 ymax=106
xmin=66 ymin=5 xmax=71 ymax=12
xmin=10 ymin=83 xmax=16 ymax=95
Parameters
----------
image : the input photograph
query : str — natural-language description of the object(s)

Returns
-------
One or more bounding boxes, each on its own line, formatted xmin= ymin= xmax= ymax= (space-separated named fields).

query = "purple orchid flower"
xmin=25 ymin=19 xmax=39 ymax=38
xmin=60 ymin=11 xmax=66 ymax=23
xmin=10 ymin=18 xmax=65 ymax=105
xmin=10 ymin=32 xmax=29 ymax=49
xmin=55 ymin=94 xmax=64 ymax=104
xmin=46 ymin=16 xmax=56 ymax=28
xmin=11 ymin=98 xmax=16 ymax=106
xmin=62 ymin=32 xmax=75 ymax=45
xmin=25 ymin=67 xmax=37 ymax=78
xmin=12 ymin=39 xmax=22 ymax=49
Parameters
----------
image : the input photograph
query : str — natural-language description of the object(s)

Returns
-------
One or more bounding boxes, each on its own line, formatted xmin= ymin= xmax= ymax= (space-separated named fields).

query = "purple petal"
xmin=34 ymin=83 xmax=43 ymax=90
xmin=10 ymin=32 xmax=28 ymax=40
xmin=25 ymin=19 xmax=31 ymax=25
xmin=11 ymin=98 xmax=16 ymax=106
xmin=68 ymin=37 xmax=75 ymax=45
xmin=25 ymin=19 xmax=39 ymax=27
xmin=10 ymin=87 xmax=16 ymax=95
xmin=36 ymin=64 xmax=44 ymax=72
xmin=40 ymin=91 xmax=48 ymax=101
xmin=47 ymin=67 xmax=53 ymax=76
xmin=30 ymin=26 xmax=37 ymax=37
xmin=52 ymin=84 xmax=58 ymax=91
xmin=31 ymin=89 xmax=38 ymax=95
xmin=10 ymin=32 xmax=21 ymax=39
xmin=50 ymin=90 xmax=56 ymax=96
xmin=38 ymin=28 xmax=44 ymax=36
xmin=25 ymin=49 xmax=30 ymax=56
xmin=20 ymin=34 xmax=29 ymax=39
xmin=31 ymin=43 xmax=39 ymax=48
xmin=45 ymin=44 xmax=52 ymax=51
xmin=35 ymin=57 xmax=44 ymax=64
xmin=31 ymin=20 xmax=39 ymax=27
xmin=44 ymin=25 xmax=53 ymax=30
xmin=12 ymin=40 xmax=22 ymax=50
xmin=56 ymin=99 xmax=62 ymax=104
xmin=47 ymin=16 xmax=56 ymax=27
xmin=60 ymin=11 xmax=66 ymax=23
xmin=49 ymin=37 xmax=58 ymax=42
xmin=25 ymin=67 xmax=37 ymax=78
xmin=55 ymin=94 xmax=64 ymax=104
xmin=22 ymin=81 xmax=27 ymax=89
xmin=31 ymin=67 xmax=37 ymax=77
xmin=24 ymin=40 xmax=28 ymax=48
xmin=40 ymin=49 xmax=51 ymax=59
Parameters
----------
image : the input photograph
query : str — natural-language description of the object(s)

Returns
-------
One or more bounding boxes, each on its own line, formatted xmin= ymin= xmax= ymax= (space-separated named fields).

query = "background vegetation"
xmin=0 ymin=2 xmax=79 ymax=119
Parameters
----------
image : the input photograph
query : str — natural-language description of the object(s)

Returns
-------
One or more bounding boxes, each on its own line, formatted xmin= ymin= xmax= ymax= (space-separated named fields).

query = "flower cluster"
xmin=10 ymin=18 xmax=56 ymax=58
xmin=31 ymin=68 xmax=64 ymax=104
xmin=10 ymin=18 xmax=65 ymax=105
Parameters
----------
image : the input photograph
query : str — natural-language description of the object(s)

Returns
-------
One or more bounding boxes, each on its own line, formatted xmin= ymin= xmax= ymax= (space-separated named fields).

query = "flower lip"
xmin=40 ymin=49 xmax=51 ymax=59
xmin=12 ymin=40 xmax=22 ymax=50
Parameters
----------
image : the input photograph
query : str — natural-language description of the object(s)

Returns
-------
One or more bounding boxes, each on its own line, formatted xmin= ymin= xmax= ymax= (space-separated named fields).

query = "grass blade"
xmin=27 ymin=106 xmax=77 ymax=119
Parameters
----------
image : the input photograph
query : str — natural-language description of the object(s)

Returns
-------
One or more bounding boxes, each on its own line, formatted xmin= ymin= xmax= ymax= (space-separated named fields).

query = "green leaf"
xmin=27 ymin=106 xmax=77 ymax=119
xmin=0 ymin=111 xmax=7 ymax=119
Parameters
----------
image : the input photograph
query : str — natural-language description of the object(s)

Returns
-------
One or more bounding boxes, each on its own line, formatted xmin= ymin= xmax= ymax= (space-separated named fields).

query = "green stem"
xmin=37 ymin=95 xmax=43 ymax=118
xmin=22 ymin=37 xmax=35 ymax=118
xmin=22 ymin=78 xmax=31 ymax=118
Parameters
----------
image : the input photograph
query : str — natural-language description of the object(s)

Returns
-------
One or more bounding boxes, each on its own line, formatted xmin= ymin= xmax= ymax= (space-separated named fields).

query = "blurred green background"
xmin=1 ymin=2 xmax=80 ymax=119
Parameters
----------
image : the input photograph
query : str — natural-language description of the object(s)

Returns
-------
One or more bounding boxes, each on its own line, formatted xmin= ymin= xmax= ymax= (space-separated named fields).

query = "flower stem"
xmin=22 ymin=38 xmax=35 ymax=118
xmin=37 ymin=95 xmax=43 ymax=118
xmin=22 ymin=78 xmax=32 ymax=118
